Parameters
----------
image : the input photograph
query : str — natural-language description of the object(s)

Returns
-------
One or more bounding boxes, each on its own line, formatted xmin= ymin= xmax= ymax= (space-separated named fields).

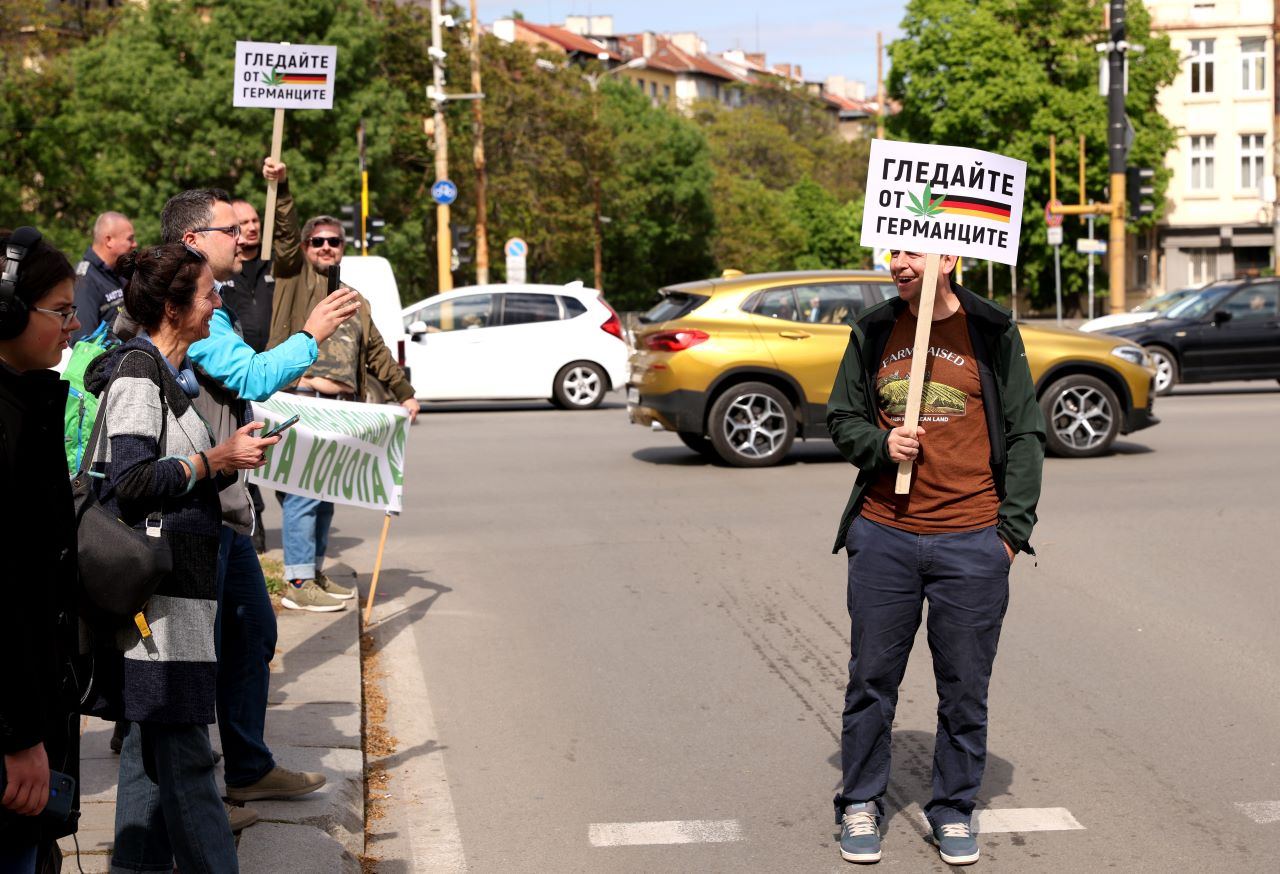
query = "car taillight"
xmin=397 ymin=339 xmax=406 ymax=367
xmin=598 ymin=298 xmax=625 ymax=341
xmin=644 ymin=329 xmax=709 ymax=352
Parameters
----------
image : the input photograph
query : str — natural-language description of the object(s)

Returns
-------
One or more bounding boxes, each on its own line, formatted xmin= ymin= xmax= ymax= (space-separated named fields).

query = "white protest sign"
xmin=234 ymin=41 xmax=337 ymax=110
xmin=860 ymin=139 xmax=1027 ymax=265
xmin=247 ymin=393 xmax=410 ymax=513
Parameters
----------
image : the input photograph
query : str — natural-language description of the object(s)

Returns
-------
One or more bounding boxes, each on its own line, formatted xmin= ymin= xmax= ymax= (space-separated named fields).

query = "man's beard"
xmin=313 ymin=262 xmax=332 ymax=276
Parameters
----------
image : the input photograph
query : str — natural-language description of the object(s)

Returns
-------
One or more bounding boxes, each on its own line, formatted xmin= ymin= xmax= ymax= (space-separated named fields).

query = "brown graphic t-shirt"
xmin=860 ymin=308 xmax=1000 ymax=533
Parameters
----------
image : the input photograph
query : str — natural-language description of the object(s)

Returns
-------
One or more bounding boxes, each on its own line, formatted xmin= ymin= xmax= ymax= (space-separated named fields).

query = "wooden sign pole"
xmin=362 ymin=511 xmax=394 ymax=626
xmin=261 ymin=107 xmax=285 ymax=262
xmin=894 ymin=251 xmax=941 ymax=494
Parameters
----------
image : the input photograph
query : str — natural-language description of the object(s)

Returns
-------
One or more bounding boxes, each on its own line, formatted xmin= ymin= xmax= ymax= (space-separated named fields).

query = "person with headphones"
xmin=0 ymin=228 xmax=82 ymax=874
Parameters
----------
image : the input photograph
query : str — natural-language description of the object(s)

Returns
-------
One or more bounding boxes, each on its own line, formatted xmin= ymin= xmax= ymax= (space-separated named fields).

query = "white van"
xmin=334 ymin=255 xmax=407 ymax=350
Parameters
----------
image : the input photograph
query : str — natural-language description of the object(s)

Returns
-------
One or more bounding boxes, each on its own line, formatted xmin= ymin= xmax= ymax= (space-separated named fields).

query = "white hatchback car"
xmin=401 ymin=282 xmax=629 ymax=408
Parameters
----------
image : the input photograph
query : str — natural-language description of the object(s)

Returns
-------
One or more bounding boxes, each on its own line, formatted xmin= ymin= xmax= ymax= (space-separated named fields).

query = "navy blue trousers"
xmin=215 ymin=527 xmax=277 ymax=788
xmin=835 ymin=515 xmax=1010 ymax=828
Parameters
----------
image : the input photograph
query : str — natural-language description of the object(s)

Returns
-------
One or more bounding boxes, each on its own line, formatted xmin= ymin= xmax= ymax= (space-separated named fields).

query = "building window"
xmin=650 ymin=82 xmax=657 ymax=98
xmin=1240 ymin=37 xmax=1266 ymax=93
xmin=1189 ymin=134 xmax=1215 ymax=190
xmin=1189 ymin=39 xmax=1215 ymax=93
xmin=1240 ymin=133 xmax=1265 ymax=190
xmin=663 ymin=84 xmax=670 ymax=102
xmin=1187 ymin=248 xmax=1213 ymax=286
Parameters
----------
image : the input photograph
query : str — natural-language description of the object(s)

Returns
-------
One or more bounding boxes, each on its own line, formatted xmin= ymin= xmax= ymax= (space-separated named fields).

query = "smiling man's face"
xmin=889 ymin=250 xmax=958 ymax=305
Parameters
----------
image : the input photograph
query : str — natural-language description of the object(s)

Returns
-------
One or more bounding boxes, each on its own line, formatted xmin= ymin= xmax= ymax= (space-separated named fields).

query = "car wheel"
xmin=1040 ymin=374 xmax=1121 ymax=458
xmin=552 ymin=361 xmax=607 ymax=410
xmin=1146 ymin=345 xmax=1178 ymax=395
xmin=707 ymin=382 xmax=796 ymax=467
xmin=677 ymin=431 xmax=716 ymax=458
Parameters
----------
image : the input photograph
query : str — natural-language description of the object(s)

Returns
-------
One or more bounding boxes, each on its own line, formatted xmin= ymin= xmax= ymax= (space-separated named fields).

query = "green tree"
xmin=887 ymin=0 xmax=1178 ymax=309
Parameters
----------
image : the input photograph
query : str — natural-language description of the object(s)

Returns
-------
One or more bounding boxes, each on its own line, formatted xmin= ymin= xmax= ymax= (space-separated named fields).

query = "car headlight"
xmin=1110 ymin=343 xmax=1150 ymax=367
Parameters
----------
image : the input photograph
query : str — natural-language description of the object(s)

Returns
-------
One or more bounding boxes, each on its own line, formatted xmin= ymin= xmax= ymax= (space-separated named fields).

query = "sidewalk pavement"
xmin=59 ymin=590 xmax=365 ymax=873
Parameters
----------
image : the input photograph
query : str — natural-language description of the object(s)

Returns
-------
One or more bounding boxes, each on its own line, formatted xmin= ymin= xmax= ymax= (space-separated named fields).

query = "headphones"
xmin=0 ymin=226 xmax=43 ymax=341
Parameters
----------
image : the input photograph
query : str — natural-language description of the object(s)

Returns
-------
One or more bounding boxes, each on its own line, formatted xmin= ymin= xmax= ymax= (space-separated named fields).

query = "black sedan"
xmin=1102 ymin=279 xmax=1280 ymax=394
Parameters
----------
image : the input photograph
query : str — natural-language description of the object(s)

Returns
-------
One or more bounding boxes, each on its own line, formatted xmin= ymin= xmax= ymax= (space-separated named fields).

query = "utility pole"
xmin=1105 ymin=0 xmax=1128 ymax=314
xmin=1272 ymin=0 xmax=1280 ymax=272
xmin=358 ymin=120 xmax=368 ymax=256
xmin=1049 ymin=1 xmax=1131 ymax=314
xmin=430 ymin=0 xmax=452 ymax=292
xmin=470 ymin=0 xmax=489 ymax=284
xmin=876 ymin=32 xmax=886 ymax=139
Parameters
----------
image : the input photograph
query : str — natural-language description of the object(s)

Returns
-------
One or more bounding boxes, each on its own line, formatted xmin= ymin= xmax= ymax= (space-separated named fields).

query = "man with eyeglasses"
xmin=109 ymin=181 xmax=362 ymax=831
xmin=71 ymin=211 xmax=136 ymax=341
xmin=265 ymin=160 xmax=418 ymax=614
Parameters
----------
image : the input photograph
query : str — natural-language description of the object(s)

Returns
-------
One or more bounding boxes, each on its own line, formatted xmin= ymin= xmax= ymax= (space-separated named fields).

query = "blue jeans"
xmin=111 ymin=722 xmax=237 ymax=873
xmin=0 ymin=843 xmax=37 ymax=874
xmin=281 ymin=494 xmax=334 ymax=581
xmin=216 ymin=526 xmax=277 ymax=787
xmin=835 ymin=516 xmax=1011 ymax=829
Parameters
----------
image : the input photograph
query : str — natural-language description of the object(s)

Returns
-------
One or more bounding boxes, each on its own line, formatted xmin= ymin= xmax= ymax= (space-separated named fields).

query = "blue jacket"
xmin=188 ymin=306 xmax=316 ymax=402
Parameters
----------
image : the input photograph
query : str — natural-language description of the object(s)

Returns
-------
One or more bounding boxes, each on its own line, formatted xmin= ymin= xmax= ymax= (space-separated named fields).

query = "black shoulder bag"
xmin=72 ymin=350 xmax=174 ymax=623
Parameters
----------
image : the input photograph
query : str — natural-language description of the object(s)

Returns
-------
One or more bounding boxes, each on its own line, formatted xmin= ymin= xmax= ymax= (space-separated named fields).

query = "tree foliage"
xmin=1 ymin=0 xmax=875 ymax=312
xmin=887 ymin=0 xmax=1179 ymax=309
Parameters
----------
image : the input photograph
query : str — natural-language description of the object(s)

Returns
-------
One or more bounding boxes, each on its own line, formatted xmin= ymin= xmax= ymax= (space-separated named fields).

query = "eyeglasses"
xmin=194 ymin=224 xmax=240 ymax=239
xmin=308 ymin=236 xmax=344 ymax=249
xmin=33 ymin=305 xmax=78 ymax=329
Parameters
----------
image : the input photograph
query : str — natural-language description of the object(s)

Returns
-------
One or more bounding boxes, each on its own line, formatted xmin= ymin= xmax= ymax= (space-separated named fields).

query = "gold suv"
xmin=627 ymin=270 xmax=1160 ymax=466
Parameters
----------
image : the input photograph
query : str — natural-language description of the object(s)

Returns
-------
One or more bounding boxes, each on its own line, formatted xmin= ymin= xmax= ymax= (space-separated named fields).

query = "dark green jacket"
xmin=826 ymin=283 xmax=1045 ymax=555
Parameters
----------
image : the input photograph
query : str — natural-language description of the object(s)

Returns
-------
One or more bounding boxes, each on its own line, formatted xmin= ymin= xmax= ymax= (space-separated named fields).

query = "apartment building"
xmin=1148 ymin=0 xmax=1276 ymax=290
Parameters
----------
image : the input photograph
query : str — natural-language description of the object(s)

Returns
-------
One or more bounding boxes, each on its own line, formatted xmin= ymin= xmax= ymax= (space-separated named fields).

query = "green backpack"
xmin=64 ymin=322 xmax=118 ymax=474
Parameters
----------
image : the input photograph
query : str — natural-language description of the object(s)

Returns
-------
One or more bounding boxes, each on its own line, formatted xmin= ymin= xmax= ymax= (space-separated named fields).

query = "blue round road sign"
xmin=431 ymin=180 xmax=458 ymax=205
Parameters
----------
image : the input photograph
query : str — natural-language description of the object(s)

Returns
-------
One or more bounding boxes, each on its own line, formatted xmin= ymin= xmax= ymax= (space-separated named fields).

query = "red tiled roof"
xmin=645 ymin=36 xmax=739 ymax=80
xmin=518 ymin=21 xmax=621 ymax=60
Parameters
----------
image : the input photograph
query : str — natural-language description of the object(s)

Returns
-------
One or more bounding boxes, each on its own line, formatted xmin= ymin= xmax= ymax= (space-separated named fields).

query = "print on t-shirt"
xmin=876 ymin=339 xmax=971 ymax=422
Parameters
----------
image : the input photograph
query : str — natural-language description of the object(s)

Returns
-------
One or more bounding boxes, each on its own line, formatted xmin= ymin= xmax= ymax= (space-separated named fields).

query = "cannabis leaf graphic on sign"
xmin=261 ymin=67 xmax=284 ymax=86
xmin=905 ymin=184 xmax=944 ymax=218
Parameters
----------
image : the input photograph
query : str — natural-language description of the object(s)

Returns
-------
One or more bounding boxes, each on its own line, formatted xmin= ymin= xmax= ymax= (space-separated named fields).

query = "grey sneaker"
xmin=929 ymin=821 xmax=979 ymax=866
xmin=840 ymin=803 xmax=882 ymax=863
xmin=225 ymin=802 xmax=259 ymax=833
xmin=226 ymin=765 xmax=326 ymax=802
xmin=282 ymin=579 xmax=346 ymax=613
xmin=317 ymin=571 xmax=356 ymax=601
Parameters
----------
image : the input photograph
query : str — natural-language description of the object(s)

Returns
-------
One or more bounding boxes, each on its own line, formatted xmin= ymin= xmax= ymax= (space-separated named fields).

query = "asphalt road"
xmin=332 ymin=381 xmax=1280 ymax=873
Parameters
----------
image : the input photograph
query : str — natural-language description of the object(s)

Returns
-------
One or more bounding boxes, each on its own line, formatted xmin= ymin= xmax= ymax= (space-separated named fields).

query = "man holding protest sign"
xmin=827 ymin=141 xmax=1045 ymax=866
xmin=265 ymin=159 xmax=417 ymax=612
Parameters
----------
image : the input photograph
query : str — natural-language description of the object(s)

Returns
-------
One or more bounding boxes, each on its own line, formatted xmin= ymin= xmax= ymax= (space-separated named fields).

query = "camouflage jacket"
xmin=265 ymin=186 xmax=414 ymax=403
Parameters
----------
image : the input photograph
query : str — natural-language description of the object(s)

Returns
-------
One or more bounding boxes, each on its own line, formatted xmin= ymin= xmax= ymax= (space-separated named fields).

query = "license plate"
xmin=626 ymin=387 xmax=640 ymax=404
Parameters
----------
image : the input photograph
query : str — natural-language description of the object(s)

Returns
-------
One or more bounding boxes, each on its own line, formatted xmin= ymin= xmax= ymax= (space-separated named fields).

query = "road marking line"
xmin=1235 ymin=801 xmax=1280 ymax=824
xmin=375 ymin=596 xmax=467 ymax=872
xmin=921 ymin=808 xmax=1085 ymax=833
xmin=589 ymin=819 xmax=745 ymax=847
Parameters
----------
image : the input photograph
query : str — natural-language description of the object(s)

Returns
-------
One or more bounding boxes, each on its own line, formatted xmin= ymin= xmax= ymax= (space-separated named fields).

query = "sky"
xmin=475 ymin=1 xmax=909 ymax=95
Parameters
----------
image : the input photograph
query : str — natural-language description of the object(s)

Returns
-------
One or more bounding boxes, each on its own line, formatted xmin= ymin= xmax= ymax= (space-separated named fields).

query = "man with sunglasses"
xmin=266 ymin=161 xmax=417 ymax=614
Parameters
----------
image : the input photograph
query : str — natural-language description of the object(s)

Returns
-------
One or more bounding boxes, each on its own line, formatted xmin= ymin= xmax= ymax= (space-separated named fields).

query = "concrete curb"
xmin=59 ymin=600 xmax=365 ymax=873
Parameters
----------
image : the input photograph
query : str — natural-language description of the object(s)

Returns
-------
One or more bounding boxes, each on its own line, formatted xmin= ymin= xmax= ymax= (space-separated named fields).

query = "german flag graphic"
xmin=280 ymin=73 xmax=328 ymax=85
xmin=938 ymin=194 xmax=1012 ymax=223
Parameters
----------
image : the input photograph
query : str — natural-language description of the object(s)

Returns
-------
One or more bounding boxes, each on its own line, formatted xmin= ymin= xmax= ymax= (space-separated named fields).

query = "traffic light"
xmin=366 ymin=216 xmax=386 ymax=249
xmin=450 ymin=224 xmax=473 ymax=269
xmin=338 ymin=203 xmax=361 ymax=249
xmin=1126 ymin=166 xmax=1155 ymax=222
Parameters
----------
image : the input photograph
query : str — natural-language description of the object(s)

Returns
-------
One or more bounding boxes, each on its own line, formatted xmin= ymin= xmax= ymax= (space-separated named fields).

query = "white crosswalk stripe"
xmin=589 ymin=819 xmax=745 ymax=847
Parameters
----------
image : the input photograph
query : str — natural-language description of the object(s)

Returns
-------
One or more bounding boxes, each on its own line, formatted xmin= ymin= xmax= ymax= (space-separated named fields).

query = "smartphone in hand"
xmin=262 ymin=414 xmax=300 ymax=439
